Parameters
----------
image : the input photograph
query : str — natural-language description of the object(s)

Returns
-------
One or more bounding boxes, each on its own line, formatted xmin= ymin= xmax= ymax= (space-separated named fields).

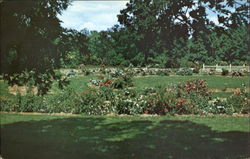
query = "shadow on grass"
xmin=0 ymin=117 xmax=249 ymax=159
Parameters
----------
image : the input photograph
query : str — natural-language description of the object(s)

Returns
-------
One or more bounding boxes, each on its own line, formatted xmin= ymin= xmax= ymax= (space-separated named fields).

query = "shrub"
xmin=206 ymin=98 xmax=234 ymax=114
xmin=112 ymin=79 xmax=126 ymax=89
xmin=178 ymin=58 xmax=196 ymax=68
xmin=156 ymin=70 xmax=169 ymax=76
xmin=208 ymin=69 xmax=215 ymax=75
xmin=2 ymin=77 xmax=247 ymax=115
xmin=148 ymin=70 xmax=156 ymax=75
xmin=115 ymin=90 xmax=146 ymax=115
xmin=143 ymin=87 xmax=156 ymax=95
xmin=218 ymin=61 xmax=228 ymax=66
xmin=99 ymin=79 xmax=113 ymax=87
xmin=67 ymin=70 xmax=76 ymax=77
xmin=193 ymin=66 xmax=200 ymax=74
xmin=17 ymin=94 xmax=43 ymax=112
xmin=66 ymin=88 xmax=115 ymax=115
xmin=90 ymin=79 xmax=102 ymax=86
xmin=227 ymin=88 xmax=249 ymax=113
xmin=145 ymin=86 xmax=176 ymax=115
xmin=179 ymin=79 xmax=210 ymax=97
xmin=43 ymin=89 xmax=79 ymax=113
xmin=76 ymin=90 xmax=104 ymax=114
xmin=143 ymin=85 xmax=204 ymax=115
xmin=176 ymin=68 xmax=193 ymax=76
xmin=109 ymin=69 xmax=124 ymax=77
xmin=221 ymin=69 xmax=229 ymax=76
xmin=206 ymin=87 xmax=248 ymax=114
xmin=115 ymin=98 xmax=134 ymax=114
xmin=84 ymin=70 xmax=91 ymax=76
xmin=143 ymin=80 xmax=212 ymax=115
xmin=122 ymin=74 xmax=134 ymax=87
xmin=98 ymin=86 xmax=115 ymax=100
xmin=0 ymin=88 xmax=116 ymax=115
xmin=111 ymin=72 xmax=134 ymax=89
xmin=124 ymin=67 xmax=136 ymax=77
xmin=0 ymin=93 xmax=44 ymax=112
xmin=141 ymin=71 xmax=146 ymax=76
xmin=231 ymin=71 xmax=243 ymax=77
xmin=100 ymin=67 xmax=107 ymax=75
xmin=3 ymin=70 xmax=69 ymax=95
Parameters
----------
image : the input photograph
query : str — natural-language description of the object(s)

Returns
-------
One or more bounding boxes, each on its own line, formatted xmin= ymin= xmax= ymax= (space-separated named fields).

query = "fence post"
xmin=229 ymin=64 xmax=232 ymax=72
xmin=203 ymin=64 xmax=205 ymax=71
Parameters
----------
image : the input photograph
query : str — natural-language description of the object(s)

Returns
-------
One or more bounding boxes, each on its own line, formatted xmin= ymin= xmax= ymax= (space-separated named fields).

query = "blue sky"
xmin=58 ymin=1 xmax=129 ymax=31
xmin=57 ymin=1 xmax=227 ymax=32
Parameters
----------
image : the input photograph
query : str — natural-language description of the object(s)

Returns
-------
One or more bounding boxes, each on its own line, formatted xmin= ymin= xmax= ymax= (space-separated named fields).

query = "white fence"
xmin=202 ymin=64 xmax=249 ymax=72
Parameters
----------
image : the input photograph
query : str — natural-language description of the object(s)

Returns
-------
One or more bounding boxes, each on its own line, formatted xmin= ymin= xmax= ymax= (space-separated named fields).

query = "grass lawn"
xmin=133 ymin=75 xmax=249 ymax=90
xmin=1 ymin=113 xmax=249 ymax=159
xmin=51 ymin=74 xmax=96 ymax=93
xmin=211 ymin=92 xmax=233 ymax=98
xmin=0 ymin=75 xmax=248 ymax=98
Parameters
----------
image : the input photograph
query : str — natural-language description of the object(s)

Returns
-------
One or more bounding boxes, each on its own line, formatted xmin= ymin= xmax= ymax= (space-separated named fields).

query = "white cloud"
xmin=58 ymin=1 xmax=128 ymax=31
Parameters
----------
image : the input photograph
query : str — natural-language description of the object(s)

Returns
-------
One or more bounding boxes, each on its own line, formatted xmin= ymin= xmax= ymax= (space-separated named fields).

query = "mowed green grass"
xmin=0 ymin=75 xmax=248 ymax=98
xmin=51 ymin=74 xmax=95 ymax=93
xmin=66 ymin=75 xmax=248 ymax=92
xmin=133 ymin=75 xmax=249 ymax=90
xmin=69 ymin=75 xmax=248 ymax=98
xmin=1 ymin=113 xmax=249 ymax=159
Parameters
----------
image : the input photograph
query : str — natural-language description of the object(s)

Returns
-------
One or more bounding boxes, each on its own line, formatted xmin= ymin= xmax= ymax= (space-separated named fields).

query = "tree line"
xmin=60 ymin=0 xmax=249 ymax=68
xmin=1 ymin=0 xmax=248 ymax=94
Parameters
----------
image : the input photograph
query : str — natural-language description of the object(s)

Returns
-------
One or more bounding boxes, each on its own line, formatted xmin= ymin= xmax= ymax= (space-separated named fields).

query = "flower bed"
xmin=1 ymin=79 xmax=248 ymax=115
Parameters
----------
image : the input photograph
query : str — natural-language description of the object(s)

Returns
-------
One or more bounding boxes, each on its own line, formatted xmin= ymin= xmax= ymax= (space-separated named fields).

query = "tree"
xmin=1 ymin=0 xmax=71 ymax=95
xmin=212 ymin=25 xmax=249 ymax=64
xmin=117 ymin=0 xmax=248 ymax=65
xmin=59 ymin=28 xmax=90 ymax=68
xmin=106 ymin=25 xmax=143 ymax=66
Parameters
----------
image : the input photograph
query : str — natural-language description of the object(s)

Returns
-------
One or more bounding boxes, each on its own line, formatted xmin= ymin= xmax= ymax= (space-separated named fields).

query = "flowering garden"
xmin=1 ymin=0 xmax=249 ymax=158
xmin=1 ymin=67 xmax=249 ymax=115
xmin=1 ymin=67 xmax=249 ymax=159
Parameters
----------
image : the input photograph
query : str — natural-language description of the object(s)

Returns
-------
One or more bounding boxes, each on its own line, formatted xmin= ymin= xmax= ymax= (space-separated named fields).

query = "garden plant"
xmin=0 ymin=0 xmax=249 ymax=159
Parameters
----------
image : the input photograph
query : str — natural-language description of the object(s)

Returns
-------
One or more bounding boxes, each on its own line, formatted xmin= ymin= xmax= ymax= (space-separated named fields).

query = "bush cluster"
xmin=1 ymin=79 xmax=248 ymax=115
xmin=86 ymin=68 xmax=175 ymax=77
xmin=156 ymin=70 xmax=170 ymax=76
xmin=231 ymin=71 xmax=243 ymax=77
xmin=1 ymin=88 xmax=116 ymax=115
xmin=90 ymin=70 xmax=134 ymax=89
xmin=143 ymin=80 xmax=211 ymax=115
xmin=112 ymin=76 xmax=133 ymax=89
xmin=221 ymin=69 xmax=229 ymax=76
xmin=176 ymin=68 xmax=193 ymax=76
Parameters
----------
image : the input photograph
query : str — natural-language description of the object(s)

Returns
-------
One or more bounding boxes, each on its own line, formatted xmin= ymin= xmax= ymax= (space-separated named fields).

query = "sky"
xmin=57 ymin=1 xmax=224 ymax=32
xmin=57 ymin=1 xmax=129 ymax=32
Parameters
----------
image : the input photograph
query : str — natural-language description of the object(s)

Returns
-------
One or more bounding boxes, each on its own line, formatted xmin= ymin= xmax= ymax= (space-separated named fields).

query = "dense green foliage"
xmin=1 ymin=0 xmax=71 ymax=95
xmin=72 ymin=0 xmax=248 ymax=67
xmin=59 ymin=29 xmax=90 ymax=68
xmin=1 ymin=0 xmax=248 ymax=95
xmin=1 ymin=78 xmax=248 ymax=115
xmin=70 ymin=24 xmax=248 ymax=67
